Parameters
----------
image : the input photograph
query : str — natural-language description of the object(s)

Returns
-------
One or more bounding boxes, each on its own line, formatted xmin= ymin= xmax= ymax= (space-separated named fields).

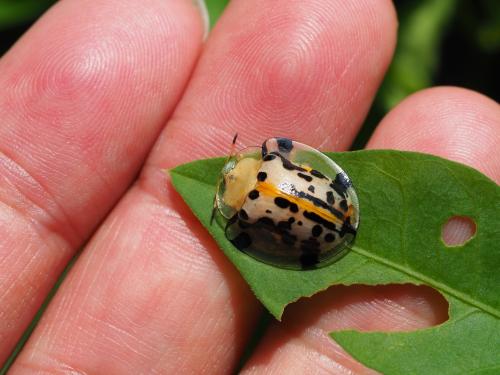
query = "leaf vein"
xmin=335 ymin=259 xmax=371 ymax=283
xmin=350 ymin=245 xmax=500 ymax=319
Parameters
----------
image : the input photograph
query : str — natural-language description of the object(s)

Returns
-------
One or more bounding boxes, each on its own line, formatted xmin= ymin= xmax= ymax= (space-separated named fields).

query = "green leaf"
xmin=332 ymin=294 xmax=500 ymax=374
xmin=205 ymin=0 xmax=229 ymax=28
xmin=0 ymin=0 xmax=55 ymax=30
xmin=170 ymin=150 xmax=500 ymax=374
xmin=378 ymin=0 xmax=457 ymax=110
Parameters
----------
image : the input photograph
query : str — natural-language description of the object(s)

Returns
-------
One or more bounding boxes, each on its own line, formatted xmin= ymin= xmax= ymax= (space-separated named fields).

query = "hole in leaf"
xmin=282 ymin=284 xmax=449 ymax=333
xmin=442 ymin=216 xmax=476 ymax=246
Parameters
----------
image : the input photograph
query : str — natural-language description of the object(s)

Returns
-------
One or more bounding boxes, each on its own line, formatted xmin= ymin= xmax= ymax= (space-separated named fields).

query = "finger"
xmin=244 ymin=285 xmax=447 ymax=375
xmin=11 ymin=0 xmax=397 ymax=373
xmin=151 ymin=0 xmax=398 ymax=166
xmin=241 ymin=87 xmax=500 ymax=374
xmin=0 ymin=0 xmax=203 ymax=363
xmin=367 ymin=87 xmax=500 ymax=183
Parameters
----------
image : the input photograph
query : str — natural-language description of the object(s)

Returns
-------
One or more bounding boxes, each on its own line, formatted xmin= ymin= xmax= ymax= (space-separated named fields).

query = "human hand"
xmin=1 ymin=0 xmax=499 ymax=373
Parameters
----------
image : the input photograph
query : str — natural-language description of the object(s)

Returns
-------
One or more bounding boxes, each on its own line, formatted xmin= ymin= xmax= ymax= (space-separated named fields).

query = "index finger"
xmin=0 ymin=0 xmax=203 ymax=363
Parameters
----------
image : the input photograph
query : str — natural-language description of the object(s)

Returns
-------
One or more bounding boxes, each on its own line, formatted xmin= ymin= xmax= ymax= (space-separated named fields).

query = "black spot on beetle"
xmin=330 ymin=172 xmax=352 ymax=197
xmin=297 ymin=191 xmax=344 ymax=220
xmin=308 ymin=185 xmax=315 ymax=193
xmin=303 ymin=210 xmax=337 ymax=231
xmin=231 ymin=232 xmax=252 ymax=249
xmin=257 ymin=216 xmax=275 ymax=229
xmin=340 ymin=199 xmax=348 ymax=212
xmin=339 ymin=216 xmax=357 ymax=237
xmin=274 ymin=197 xmax=290 ymax=208
xmin=277 ymin=138 xmax=294 ymax=153
xmin=337 ymin=172 xmax=352 ymax=186
xmin=310 ymin=169 xmax=326 ymax=179
xmin=257 ymin=171 xmax=267 ymax=181
xmin=263 ymin=154 xmax=276 ymax=162
xmin=282 ymin=158 xmax=306 ymax=172
xmin=277 ymin=220 xmax=292 ymax=231
xmin=248 ymin=190 xmax=260 ymax=200
xmin=238 ymin=209 xmax=249 ymax=220
xmin=274 ymin=195 xmax=301 ymax=214
xmin=325 ymin=233 xmax=336 ymax=242
xmin=266 ymin=209 xmax=272 ymax=214
xmin=297 ymin=221 xmax=303 ymax=226
xmin=312 ymin=225 xmax=323 ymax=237
xmin=330 ymin=206 xmax=344 ymax=220
xmin=326 ymin=191 xmax=334 ymax=205
xmin=297 ymin=191 xmax=324 ymax=208
xmin=299 ymin=253 xmax=319 ymax=268
xmin=299 ymin=237 xmax=322 ymax=268
xmin=297 ymin=172 xmax=313 ymax=182
xmin=303 ymin=210 xmax=322 ymax=223
xmin=277 ymin=217 xmax=295 ymax=231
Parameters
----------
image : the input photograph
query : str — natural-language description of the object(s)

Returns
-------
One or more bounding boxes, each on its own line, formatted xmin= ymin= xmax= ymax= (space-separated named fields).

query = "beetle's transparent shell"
xmin=215 ymin=137 xmax=359 ymax=270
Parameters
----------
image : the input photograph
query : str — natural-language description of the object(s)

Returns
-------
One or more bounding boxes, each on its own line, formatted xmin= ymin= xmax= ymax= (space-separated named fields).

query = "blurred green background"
xmin=0 ymin=0 xmax=498 ymax=373
xmin=1 ymin=0 xmax=498 ymax=147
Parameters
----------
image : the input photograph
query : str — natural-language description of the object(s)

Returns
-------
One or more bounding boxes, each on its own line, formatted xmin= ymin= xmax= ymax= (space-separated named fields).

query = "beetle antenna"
xmin=229 ymin=133 xmax=238 ymax=158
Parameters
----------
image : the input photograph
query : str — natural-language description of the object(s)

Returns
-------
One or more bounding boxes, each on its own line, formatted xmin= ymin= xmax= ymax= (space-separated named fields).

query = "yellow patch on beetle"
xmin=222 ymin=157 xmax=261 ymax=210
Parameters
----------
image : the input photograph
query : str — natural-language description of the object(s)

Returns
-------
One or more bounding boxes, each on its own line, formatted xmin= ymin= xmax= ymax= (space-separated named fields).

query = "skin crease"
xmin=0 ymin=1 xmax=497 ymax=375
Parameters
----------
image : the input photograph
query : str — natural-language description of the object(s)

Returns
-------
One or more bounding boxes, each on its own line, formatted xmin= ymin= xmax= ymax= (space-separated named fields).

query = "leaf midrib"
xmin=171 ymin=168 xmax=500 ymax=320
xmin=351 ymin=245 xmax=499 ymax=319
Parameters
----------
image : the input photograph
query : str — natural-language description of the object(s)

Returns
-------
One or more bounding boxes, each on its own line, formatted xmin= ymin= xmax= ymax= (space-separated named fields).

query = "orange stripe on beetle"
xmin=255 ymin=181 xmax=344 ymax=226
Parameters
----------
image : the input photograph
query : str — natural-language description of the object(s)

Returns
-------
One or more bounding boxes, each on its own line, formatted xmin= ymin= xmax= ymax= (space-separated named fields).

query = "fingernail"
xmin=192 ymin=0 xmax=210 ymax=41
